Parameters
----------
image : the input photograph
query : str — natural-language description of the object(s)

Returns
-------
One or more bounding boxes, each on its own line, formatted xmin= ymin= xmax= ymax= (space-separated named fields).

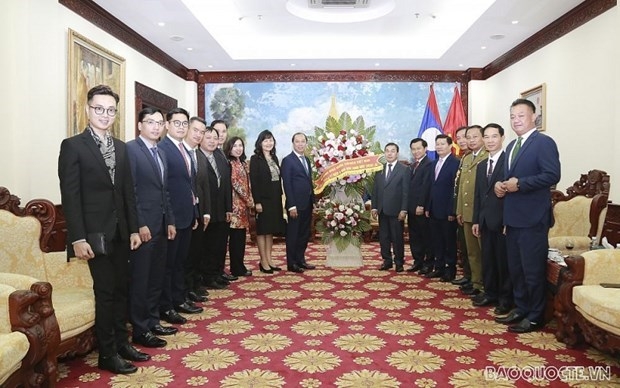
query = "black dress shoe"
xmin=495 ymin=310 xmax=525 ymax=324
xmin=418 ymin=267 xmax=431 ymax=275
xmin=216 ymin=276 xmax=230 ymax=285
xmin=425 ymin=269 xmax=444 ymax=278
xmin=233 ymin=270 xmax=252 ymax=276
xmin=451 ymin=277 xmax=471 ymax=285
xmin=259 ymin=264 xmax=274 ymax=274
xmin=472 ymin=295 xmax=497 ymax=307
xmin=440 ymin=273 xmax=455 ymax=282
xmin=188 ymin=291 xmax=207 ymax=303
xmin=287 ymin=265 xmax=304 ymax=273
xmin=204 ymin=279 xmax=227 ymax=289
xmin=161 ymin=309 xmax=187 ymax=324
xmin=462 ymin=288 xmax=481 ymax=296
xmin=508 ymin=318 xmax=542 ymax=333
xmin=459 ymin=282 xmax=474 ymax=291
xmin=379 ymin=263 xmax=392 ymax=271
xmin=98 ymin=354 xmax=137 ymax=374
xmin=494 ymin=305 xmax=512 ymax=316
xmin=151 ymin=324 xmax=178 ymax=336
xmin=132 ymin=332 xmax=167 ymax=348
xmin=118 ymin=344 xmax=151 ymax=361
xmin=221 ymin=273 xmax=238 ymax=281
xmin=270 ymin=265 xmax=282 ymax=271
xmin=177 ymin=302 xmax=203 ymax=314
xmin=300 ymin=263 xmax=316 ymax=270
xmin=406 ymin=263 xmax=423 ymax=272
xmin=395 ymin=265 xmax=404 ymax=273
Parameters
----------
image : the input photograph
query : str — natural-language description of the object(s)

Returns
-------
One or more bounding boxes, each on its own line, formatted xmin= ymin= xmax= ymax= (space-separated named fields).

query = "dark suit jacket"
xmin=126 ymin=137 xmax=175 ymax=235
xmin=427 ymin=154 xmax=460 ymax=219
xmin=504 ymin=130 xmax=561 ymax=228
xmin=281 ymin=152 xmax=314 ymax=211
xmin=58 ymin=130 xmax=138 ymax=257
xmin=473 ymin=152 xmax=505 ymax=231
xmin=195 ymin=149 xmax=212 ymax=218
xmin=157 ymin=136 xmax=196 ymax=229
xmin=201 ymin=149 xmax=232 ymax=223
xmin=407 ymin=155 xmax=432 ymax=213
xmin=249 ymin=154 xmax=282 ymax=206
xmin=372 ymin=161 xmax=409 ymax=216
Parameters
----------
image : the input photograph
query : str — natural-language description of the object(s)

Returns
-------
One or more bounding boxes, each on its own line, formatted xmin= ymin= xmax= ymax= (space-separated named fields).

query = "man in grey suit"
xmin=371 ymin=143 xmax=409 ymax=272
xmin=126 ymin=107 xmax=177 ymax=348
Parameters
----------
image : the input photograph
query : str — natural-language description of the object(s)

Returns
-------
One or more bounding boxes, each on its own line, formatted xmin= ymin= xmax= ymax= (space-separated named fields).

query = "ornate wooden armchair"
xmin=548 ymin=169 xmax=610 ymax=250
xmin=0 ymin=187 xmax=95 ymax=360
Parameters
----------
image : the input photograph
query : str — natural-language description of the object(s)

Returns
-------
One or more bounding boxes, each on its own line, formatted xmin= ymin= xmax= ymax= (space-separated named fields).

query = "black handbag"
xmin=87 ymin=232 xmax=107 ymax=256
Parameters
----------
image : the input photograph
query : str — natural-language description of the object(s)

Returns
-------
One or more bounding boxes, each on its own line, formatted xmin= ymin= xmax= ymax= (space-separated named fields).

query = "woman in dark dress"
xmin=249 ymin=130 xmax=283 ymax=273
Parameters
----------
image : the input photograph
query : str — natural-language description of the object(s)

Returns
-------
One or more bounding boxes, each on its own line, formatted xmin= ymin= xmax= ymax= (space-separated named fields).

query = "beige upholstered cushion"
xmin=0 ymin=284 xmax=30 ymax=385
xmin=0 ymin=210 xmax=48 ymax=280
xmin=571 ymin=250 xmax=620 ymax=336
xmin=54 ymin=288 xmax=95 ymax=340
xmin=573 ymin=286 xmax=620 ymax=336
xmin=0 ymin=332 xmax=29 ymax=385
xmin=549 ymin=196 xmax=593 ymax=238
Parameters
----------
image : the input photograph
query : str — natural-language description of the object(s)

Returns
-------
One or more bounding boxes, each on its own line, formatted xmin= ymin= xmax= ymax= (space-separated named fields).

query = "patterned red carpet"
xmin=57 ymin=242 xmax=619 ymax=387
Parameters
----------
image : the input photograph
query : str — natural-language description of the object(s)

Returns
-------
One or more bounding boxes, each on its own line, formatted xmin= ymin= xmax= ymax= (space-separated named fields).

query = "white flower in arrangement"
xmin=338 ymin=204 xmax=345 ymax=212
xmin=345 ymin=208 xmax=354 ymax=216
xmin=340 ymin=230 xmax=348 ymax=237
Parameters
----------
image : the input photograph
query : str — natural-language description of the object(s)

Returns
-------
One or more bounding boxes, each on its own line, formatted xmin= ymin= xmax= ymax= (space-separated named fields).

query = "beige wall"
xmin=469 ymin=6 xmax=619 ymax=202
xmin=0 ymin=0 xmax=196 ymax=203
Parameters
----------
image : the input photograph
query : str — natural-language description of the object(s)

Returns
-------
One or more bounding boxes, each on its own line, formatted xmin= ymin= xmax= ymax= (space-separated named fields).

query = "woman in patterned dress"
xmin=224 ymin=136 xmax=254 ymax=277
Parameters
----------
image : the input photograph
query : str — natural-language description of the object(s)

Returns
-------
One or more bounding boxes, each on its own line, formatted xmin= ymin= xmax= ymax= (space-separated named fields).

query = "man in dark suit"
xmin=495 ymin=99 xmax=561 ymax=333
xmin=371 ymin=143 xmax=409 ymax=272
xmin=426 ymin=134 xmax=460 ymax=281
xmin=471 ymin=123 xmax=512 ymax=315
xmin=406 ymin=138 xmax=433 ymax=273
xmin=281 ymin=132 xmax=316 ymax=273
xmin=157 ymin=108 xmax=202 ymax=324
xmin=199 ymin=126 xmax=233 ymax=288
xmin=126 ymin=108 xmax=178 ymax=349
xmin=58 ymin=85 xmax=147 ymax=374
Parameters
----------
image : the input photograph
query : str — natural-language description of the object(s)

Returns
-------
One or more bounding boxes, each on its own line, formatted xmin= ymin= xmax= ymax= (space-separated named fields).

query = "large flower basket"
xmin=310 ymin=112 xmax=383 ymax=267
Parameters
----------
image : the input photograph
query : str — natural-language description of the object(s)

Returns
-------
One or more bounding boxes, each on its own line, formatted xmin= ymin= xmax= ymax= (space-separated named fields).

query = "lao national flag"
xmin=443 ymin=85 xmax=467 ymax=155
xmin=417 ymin=84 xmax=443 ymax=160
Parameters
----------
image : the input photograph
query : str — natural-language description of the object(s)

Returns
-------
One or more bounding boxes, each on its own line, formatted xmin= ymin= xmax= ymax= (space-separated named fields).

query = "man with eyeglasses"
xmin=126 ymin=107 xmax=178 ymax=349
xmin=157 ymin=108 xmax=203 ymax=325
xmin=59 ymin=85 xmax=146 ymax=374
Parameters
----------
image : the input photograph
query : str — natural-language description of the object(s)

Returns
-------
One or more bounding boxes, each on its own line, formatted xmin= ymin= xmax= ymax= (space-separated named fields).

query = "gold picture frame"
xmin=67 ymin=29 xmax=126 ymax=139
xmin=520 ymin=83 xmax=546 ymax=131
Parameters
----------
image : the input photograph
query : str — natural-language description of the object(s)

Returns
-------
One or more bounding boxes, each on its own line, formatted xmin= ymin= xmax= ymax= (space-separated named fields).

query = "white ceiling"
xmin=93 ymin=0 xmax=585 ymax=72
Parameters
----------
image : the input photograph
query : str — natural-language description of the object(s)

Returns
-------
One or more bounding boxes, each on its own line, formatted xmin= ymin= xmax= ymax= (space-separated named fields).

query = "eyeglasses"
xmin=142 ymin=119 xmax=165 ymax=127
xmin=171 ymin=120 xmax=189 ymax=128
xmin=89 ymin=105 xmax=117 ymax=116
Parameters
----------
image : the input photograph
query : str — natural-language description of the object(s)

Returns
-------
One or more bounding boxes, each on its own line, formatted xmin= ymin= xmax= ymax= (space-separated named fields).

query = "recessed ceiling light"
xmin=374 ymin=63 xmax=380 ymax=67
xmin=490 ymin=34 xmax=505 ymax=40
xmin=187 ymin=47 xmax=193 ymax=51
xmin=458 ymin=64 xmax=463 ymax=67
xmin=207 ymin=65 xmax=213 ymax=68
xmin=290 ymin=63 xmax=296 ymax=67
xmin=157 ymin=22 xmax=165 ymax=27
xmin=512 ymin=20 xmax=519 ymax=24
xmin=481 ymin=46 xmax=487 ymax=50
xmin=170 ymin=35 xmax=184 ymax=42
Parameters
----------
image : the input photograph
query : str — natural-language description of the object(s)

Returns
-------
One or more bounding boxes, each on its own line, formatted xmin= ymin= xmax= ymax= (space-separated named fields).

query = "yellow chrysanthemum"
xmin=517 ymin=332 xmax=566 ymax=350
xmin=254 ymin=308 xmax=298 ymax=321
xmin=332 ymin=308 xmax=376 ymax=322
xmin=207 ymin=319 xmax=253 ymax=335
xmin=333 ymin=333 xmax=385 ymax=353
xmin=368 ymin=298 xmax=408 ymax=310
xmin=487 ymin=348 xmax=546 ymax=368
xmin=399 ymin=289 xmax=437 ymax=300
xmin=460 ymin=319 xmax=506 ymax=335
xmin=301 ymin=282 xmax=336 ymax=291
xmin=240 ymin=333 xmax=292 ymax=352
xmin=264 ymin=289 xmax=302 ymax=300
xmin=283 ymin=349 xmax=341 ymax=373
xmin=331 ymin=289 xmax=369 ymax=300
xmin=292 ymin=320 xmax=339 ymax=336
xmin=363 ymin=282 xmax=399 ymax=291
xmin=387 ymin=349 xmax=444 ymax=373
xmin=224 ymin=297 xmax=264 ymax=310
xmin=411 ymin=307 xmax=454 ymax=322
xmin=426 ymin=333 xmax=479 ymax=352
xmin=376 ymin=319 xmax=424 ymax=336
xmin=296 ymin=298 xmax=337 ymax=310
xmin=183 ymin=348 xmax=239 ymax=371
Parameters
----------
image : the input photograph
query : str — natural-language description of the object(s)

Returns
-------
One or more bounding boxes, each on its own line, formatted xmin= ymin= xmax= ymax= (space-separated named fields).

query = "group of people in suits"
xmin=370 ymin=98 xmax=560 ymax=334
xmin=58 ymin=85 xmax=317 ymax=375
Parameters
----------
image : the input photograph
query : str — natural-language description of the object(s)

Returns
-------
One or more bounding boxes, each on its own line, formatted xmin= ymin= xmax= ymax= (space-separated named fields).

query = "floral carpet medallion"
xmin=57 ymin=242 xmax=620 ymax=387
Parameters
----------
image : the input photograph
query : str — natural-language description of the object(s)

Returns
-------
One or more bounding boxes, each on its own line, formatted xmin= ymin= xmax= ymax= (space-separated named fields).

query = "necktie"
xmin=434 ymin=158 xmax=444 ymax=180
xmin=151 ymin=146 xmax=162 ymax=181
xmin=413 ymin=160 xmax=419 ymax=171
xmin=511 ymin=137 xmax=523 ymax=165
xmin=299 ymin=155 xmax=309 ymax=175
xmin=207 ymin=154 xmax=221 ymax=187
xmin=190 ymin=149 xmax=198 ymax=172
xmin=178 ymin=142 xmax=191 ymax=176
xmin=487 ymin=158 xmax=494 ymax=182
xmin=386 ymin=163 xmax=392 ymax=180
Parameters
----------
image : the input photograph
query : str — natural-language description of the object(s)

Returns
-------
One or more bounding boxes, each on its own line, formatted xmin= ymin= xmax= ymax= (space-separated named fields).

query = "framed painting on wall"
xmin=520 ymin=83 xmax=546 ymax=131
xmin=67 ymin=29 xmax=126 ymax=139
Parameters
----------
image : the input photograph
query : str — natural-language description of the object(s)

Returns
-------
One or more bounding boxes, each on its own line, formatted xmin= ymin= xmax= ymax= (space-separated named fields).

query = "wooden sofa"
xmin=0 ymin=187 xmax=95 ymax=360
xmin=0 ymin=282 xmax=60 ymax=387
xmin=548 ymin=169 xmax=610 ymax=251
xmin=554 ymin=250 xmax=620 ymax=356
